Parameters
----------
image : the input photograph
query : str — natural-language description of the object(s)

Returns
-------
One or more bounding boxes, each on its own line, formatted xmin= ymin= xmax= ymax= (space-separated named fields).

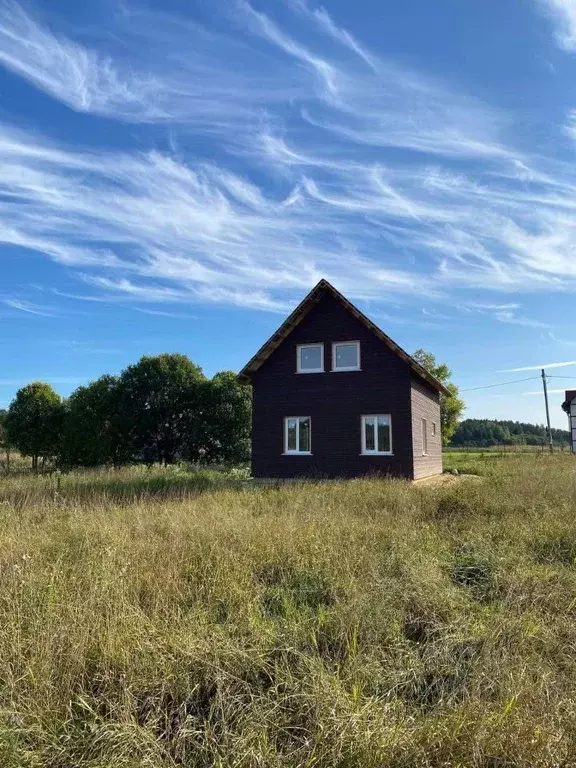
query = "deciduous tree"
xmin=62 ymin=375 xmax=129 ymax=467
xmin=200 ymin=371 xmax=251 ymax=464
xmin=117 ymin=354 xmax=206 ymax=465
xmin=6 ymin=382 xmax=63 ymax=470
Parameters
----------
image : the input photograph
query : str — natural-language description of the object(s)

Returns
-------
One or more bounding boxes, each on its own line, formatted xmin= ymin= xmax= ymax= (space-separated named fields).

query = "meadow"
xmin=0 ymin=453 xmax=576 ymax=767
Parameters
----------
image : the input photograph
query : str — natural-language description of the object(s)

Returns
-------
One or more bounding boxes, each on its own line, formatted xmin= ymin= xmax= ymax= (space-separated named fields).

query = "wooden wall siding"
xmin=410 ymin=377 xmax=442 ymax=479
xmin=251 ymin=290 xmax=415 ymax=479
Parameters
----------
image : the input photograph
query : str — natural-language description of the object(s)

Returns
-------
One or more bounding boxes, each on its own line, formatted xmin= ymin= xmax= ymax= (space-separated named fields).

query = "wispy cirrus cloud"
xmin=465 ymin=302 xmax=551 ymax=329
xmin=3 ymin=298 xmax=58 ymax=316
xmin=0 ymin=0 xmax=303 ymax=127
xmin=0 ymin=1 xmax=166 ymax=120
xmin=500 ymin=361 xmax=576 ymax=372
xmin=0 ymin=0 xmax=575 ymax=316
xmin=520 ymin=388 xmax=572 ymax=395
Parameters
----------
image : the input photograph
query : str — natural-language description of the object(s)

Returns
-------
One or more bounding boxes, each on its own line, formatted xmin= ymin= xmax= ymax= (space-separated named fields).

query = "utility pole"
xmin=542 ymin=369 xmax=554 ymax=454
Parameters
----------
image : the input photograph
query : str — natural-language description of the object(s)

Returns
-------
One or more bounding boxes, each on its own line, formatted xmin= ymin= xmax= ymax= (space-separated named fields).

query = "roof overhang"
xmin=238 ymin=279 xmax=452 ymax=397
xmin=562 ymin=390 xmax=576 ymax=413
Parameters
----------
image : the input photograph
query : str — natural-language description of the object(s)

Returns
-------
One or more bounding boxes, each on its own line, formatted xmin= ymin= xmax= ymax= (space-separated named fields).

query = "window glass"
xmin=298 ymin=344 xmax=323 ymax=372
xmin=364 ymin=416 xmax=376 ymax=451
xmin=333 ymin=342 xmax=359 ymax=370
xmin=286 ymin=418 xmax=297 ymax=451
xmin=422 ymin=419 xmax=428 ymax=455
xmin=377 ymin=416 xmax=391 ymax=453
xmin=299 ymin=418 xmax=311 ymax=452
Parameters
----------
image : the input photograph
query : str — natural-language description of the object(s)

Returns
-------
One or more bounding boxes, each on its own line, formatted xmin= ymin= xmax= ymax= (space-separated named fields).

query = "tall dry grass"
xmin=0 ymin=455 xmax=575 ymax=766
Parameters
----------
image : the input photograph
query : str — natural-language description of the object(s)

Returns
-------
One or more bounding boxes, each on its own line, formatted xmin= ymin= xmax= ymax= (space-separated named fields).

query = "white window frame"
xmin=283 ymin=416 xmax=312 ymax=455
xmin=360 ymin=414 xmax=393 ymax=456
xmin=296 ymin=343 xmax=324 ymax=374
xmin=432 ymin=422 xmax=437 ymax=437
xmin=331 ymin=341 xmax=361 ymax=372
xmin=422 ymin=418 xmax=428 ymax=456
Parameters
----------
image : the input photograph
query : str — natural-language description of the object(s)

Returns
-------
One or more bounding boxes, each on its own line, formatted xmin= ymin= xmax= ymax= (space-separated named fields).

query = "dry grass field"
xmin=0 ymin=453 xmax=576 ymax=766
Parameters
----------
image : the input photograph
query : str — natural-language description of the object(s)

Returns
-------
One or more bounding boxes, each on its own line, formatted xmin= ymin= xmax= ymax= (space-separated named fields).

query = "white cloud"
xmin=3 ymin=298 xmax=58 ymax=316
xmin=520 ymin=388 xmax=572 ymax=395
xmin=0 ymin=1 xmax=304 ymax=127
xmin=134 ymin=308 xmax=197 ymax=319
xmin=0 ymin=1 xmax=166 ymax=119
xmin=0 ymin=1 xmax=576 ymax=315
xmin=537 ymin=0 xmax=576 ymax=49
xmin=500 ymin=361 xmax=576 ymax=372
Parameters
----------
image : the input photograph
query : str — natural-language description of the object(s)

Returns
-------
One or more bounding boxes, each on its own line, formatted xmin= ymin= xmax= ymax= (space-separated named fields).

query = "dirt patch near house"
xmin=413 ymin=473 xmax=484 ymax=486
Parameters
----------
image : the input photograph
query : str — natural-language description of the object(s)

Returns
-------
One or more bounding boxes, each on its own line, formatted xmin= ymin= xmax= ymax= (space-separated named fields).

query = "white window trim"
xmin=360 ymin=414 xmax=393 ymax=456
xmin=283 ymin=416 xmax=312 ymax=455
xmin=331 ymin=341 xmax=361 ymax=372
xmin=422 ymin=418 xmax=428 ymax=456
xmin=296 ymin=343 xmax=324 ymax=374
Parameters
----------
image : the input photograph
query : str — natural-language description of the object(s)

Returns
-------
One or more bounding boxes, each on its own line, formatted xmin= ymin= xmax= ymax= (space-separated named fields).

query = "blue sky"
xmin=1 ymin=0 xmax=576 ymax=428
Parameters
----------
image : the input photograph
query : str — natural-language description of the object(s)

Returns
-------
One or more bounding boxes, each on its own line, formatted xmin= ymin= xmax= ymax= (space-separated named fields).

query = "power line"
xmin=460 ymin=376 xmax=540 ymax=393
xmin=547 ymin=375 xmax=576 ymax=380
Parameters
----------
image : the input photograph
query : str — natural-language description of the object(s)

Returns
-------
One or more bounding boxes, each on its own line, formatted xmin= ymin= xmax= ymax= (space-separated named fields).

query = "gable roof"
xmin=238 ymin=279 xmax=452 ymax=396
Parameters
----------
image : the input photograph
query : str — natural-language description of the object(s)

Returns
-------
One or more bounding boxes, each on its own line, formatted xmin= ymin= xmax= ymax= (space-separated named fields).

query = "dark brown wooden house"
xmin=239 ymin=280 xmax=450 ymax=480
xmin=562 ymin=390 xmax=576 ymax=453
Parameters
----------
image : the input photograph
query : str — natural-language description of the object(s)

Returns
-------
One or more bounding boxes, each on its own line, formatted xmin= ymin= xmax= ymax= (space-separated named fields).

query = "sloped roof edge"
xmin=238 ymin=279 xmax=452 ymax=397
xmin=562 ymin=390 xmax=576 ymax=412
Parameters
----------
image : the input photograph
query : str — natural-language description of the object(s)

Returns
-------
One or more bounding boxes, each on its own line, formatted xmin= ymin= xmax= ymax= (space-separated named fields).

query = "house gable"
xmin=239 ymin=279 xmax=450 ymax=397
xmin=249 ymin=289 xmax=415 ymax=478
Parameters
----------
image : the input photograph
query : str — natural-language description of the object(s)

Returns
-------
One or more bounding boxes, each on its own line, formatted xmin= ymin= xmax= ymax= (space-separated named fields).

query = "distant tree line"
xmin=1 ymin=354 xmax=251 ymax=471
xmin=450 ymin=418 xmax=570 ymax=448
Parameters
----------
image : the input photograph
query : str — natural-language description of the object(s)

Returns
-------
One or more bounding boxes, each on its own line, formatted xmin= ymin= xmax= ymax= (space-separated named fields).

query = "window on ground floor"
xmin=421 ymin=418 xmax=428 ymax=456
xmin=361 ymin=414 xmax=392 ymax=455
xmin=284 ymin=416 xmax=311 ymax=454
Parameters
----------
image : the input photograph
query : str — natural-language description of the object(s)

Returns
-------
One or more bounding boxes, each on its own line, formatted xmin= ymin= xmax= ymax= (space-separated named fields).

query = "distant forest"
xmin=450 ymin=419 xmax=571 ymax=447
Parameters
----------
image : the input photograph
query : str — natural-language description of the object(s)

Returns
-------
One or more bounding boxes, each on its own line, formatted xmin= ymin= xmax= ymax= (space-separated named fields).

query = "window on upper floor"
xmin=361 ymin=414 xmax=392 ymax=455
xmin=284 ymin=416 xmax=311 ymax=454
xmin=332 ymin=341 xmax=360 ymax=371
xmin=296 ymin=343 xmax=324 ymax=373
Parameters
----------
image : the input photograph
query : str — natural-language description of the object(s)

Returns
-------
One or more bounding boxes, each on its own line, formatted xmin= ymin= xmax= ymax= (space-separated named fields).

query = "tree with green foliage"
xmin=62 ymin=375 xmax=129 ymax=468
xmin=117 ymin=354 xmax=206 ymax=465
xmin=412 ymin=348 xmax=465 ymax=446
xmin=200 ymin=371 xmax=251 ymax=464
xmin=450 ymin=418 xmax=570 ymax=448
xmin=0 ymin=408 xmax=11 ymax=473
xmin=6 ymin=382 xmax=64 ymax=470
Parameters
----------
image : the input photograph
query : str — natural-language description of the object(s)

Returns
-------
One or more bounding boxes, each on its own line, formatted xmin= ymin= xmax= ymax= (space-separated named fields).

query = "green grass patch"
xmin=0 ymin=453 xmax=575 ymax=765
